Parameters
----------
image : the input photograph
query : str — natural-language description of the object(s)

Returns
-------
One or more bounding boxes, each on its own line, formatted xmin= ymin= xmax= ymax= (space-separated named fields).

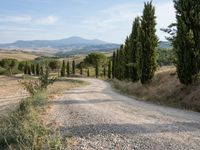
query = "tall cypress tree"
xmin=36 ymin=63 xmax=40 ymax=75
xmin=103 ymin=67 xmax=106 ymax=77
xmin=112 ymin=51 xmax=116 ymax=79
xmin=61 ymin=60 xmax=66 ymax=77
xmin=174 ymin=0 xmax=200 ymax=85
xmin=80 ymin=66 xmax=83 ymax=75
xmin=87 ymin=69 xmax=90 ymax=77
xmin=67 ymin=61 xmax=70 ymax=76
xmin=115 ymin=49 xmax=120 ymax=79
xmin=72 ymin=60 xmax=75 ymax=75
xmin=129 ymin=17 xmax=141 ymax=82
xmin=108 ymin=60 xmax=112 ymax=79
xmin=95 ymin=63 xmax=99 ymax=78
xmin=140 ymin=1 xmax=158 ymax=84
xmin=123 ymin=36 xmax=131 ymax=79
xmin=31 ymin=64 xmax=35 ymax=75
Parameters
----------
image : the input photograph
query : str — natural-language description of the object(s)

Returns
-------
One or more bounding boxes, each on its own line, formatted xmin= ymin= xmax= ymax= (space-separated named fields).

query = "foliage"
xmin=108 ymin=60 xmax=112 ymax=79
xmin=67 ymin=61 xmax=70 ymax=76
xmin=0 ymin=58 xmax=18 ymax=76
xmin=48 ymin=60 xmax=61 ymax=71
xmin=95 ymin=63 xmax=99 ymax=78
xmin=72 ymin=60 xmax=76 ymax=75
xmin=140 ymin=1 xmax=158 ymax=84
xmin=173 ymin=0 xmax=200 ymax=85
xmin=157 ymin=48 xmax=175 ymax=66
xmin=61 ymin=60 xmax=66 ymax=77
xmin=83 ymin=52 xmax=108 ymax=67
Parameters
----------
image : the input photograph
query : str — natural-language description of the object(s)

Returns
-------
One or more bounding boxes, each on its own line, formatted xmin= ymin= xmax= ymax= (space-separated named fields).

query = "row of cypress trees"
xmin=112 ymin=1 xmax=158 ymax=84
xmin=61 ymin=60 xmax=76 ymax=77
xmin=24 ymin=63 xmax=42 ymax=76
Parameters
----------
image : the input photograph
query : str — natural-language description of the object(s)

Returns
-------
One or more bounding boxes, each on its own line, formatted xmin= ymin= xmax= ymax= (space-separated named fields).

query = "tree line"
xmin=112 ymin=0 xmax=200 ymax=85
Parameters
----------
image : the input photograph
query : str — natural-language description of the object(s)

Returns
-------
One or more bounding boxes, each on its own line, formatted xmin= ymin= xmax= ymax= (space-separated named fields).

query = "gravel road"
xmin=48 ymin=78 xmax=200 ymax=150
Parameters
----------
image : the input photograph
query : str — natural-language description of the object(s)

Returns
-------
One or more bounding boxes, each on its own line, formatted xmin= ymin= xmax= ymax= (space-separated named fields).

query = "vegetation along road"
xmin=48 ymin=78 xmax=200 ymax=150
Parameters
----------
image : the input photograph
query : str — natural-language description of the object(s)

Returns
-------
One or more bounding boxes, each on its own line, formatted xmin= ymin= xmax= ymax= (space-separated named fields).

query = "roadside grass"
xmin=0 ymin=77 xmax=88 ymax=149
xmin=110 ymin=66 xmax=200 ymax=112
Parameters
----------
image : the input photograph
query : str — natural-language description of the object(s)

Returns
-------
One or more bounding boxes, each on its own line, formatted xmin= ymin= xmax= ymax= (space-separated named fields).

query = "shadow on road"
xmin=60 ymin=122 xmax=200 ymax=137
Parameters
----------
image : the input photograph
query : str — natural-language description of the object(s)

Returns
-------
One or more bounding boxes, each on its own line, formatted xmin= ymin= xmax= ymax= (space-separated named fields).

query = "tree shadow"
xmin=60 ymin=122 xmax=200 ymax=137
xmin=49 ymin=99 xmax=117 ymax=105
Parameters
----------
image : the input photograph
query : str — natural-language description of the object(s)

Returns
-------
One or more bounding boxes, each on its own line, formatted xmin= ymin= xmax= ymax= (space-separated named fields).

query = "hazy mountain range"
xmin=0 ymin=36 xmax=171 ymax=55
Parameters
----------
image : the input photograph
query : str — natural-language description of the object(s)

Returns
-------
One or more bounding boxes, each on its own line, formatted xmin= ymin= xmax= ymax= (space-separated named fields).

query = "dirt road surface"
xmin=48 ymin=78 xmax=200 ymax=150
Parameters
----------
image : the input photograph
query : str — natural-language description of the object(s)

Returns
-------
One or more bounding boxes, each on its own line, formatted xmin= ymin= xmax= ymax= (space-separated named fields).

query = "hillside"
xmin=0 ymin=36 xmax=120 ymax=54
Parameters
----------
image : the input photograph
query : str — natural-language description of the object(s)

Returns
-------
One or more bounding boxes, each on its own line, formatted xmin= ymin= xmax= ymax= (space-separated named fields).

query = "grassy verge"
xmin=110 ymin=66 xmax=200 ymax=112
xmin=0 ymin=77 xmax=87 ymax=149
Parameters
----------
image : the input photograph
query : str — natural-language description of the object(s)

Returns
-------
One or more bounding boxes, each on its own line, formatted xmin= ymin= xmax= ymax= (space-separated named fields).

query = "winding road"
xmin=48 ymin=78 xmax=200 ymax=150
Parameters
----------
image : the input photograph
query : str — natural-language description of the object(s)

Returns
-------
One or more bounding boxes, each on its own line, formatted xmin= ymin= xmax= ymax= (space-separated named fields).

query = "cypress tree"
xmin=140 ymin=1 xmax=158 ymax=84
xmin=36 ymin=63 xmax=40 ymax=75
xmin=80 ymin=66 xmax=83 ymax=75
xmin=95 ymin=63 xmax=99 ymax=78
xmin=115 ymin=49 xmax=120 ymax=79
xmin=103 ymin=67 xmax=106 ymax=78
xmin=108 ymin=60 xmax=112 ymax=79
xmin=67 ymin=61 xmax=70 ymax=76
xmin=129 ymin=17 xmax=141 ymax=82
xmin=31 ymin=64 xmax=35 ymax=75
xmin=174 ymin=0 xmax=200 ymax=85
xmin=87 ymin=69 xmax=90 ymax=77
xmin=61 ymin=60 xmax=66 ymax=77
xmin=28 ymin=65 xmax=31 ymax=75
xmin=24 ymin=62 xmax=28 ymax=74
xmin=72 ymin=60 xmax=75 ymax=75
xmin=40 ymin=66 xmax=44 ymax=75
xmin=112 ymin=51 xmax=116 ymax=79
xmin=123 ymin=36 xmax=131 ymax=79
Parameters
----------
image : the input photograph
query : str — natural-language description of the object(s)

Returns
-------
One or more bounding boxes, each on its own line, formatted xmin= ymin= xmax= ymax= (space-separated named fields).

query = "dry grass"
xmin=0 ymin=50 xmax=38 ymax=61
xmin=111 ymin=66 xmax=200 ymax=112
xmin=0 ymin=76 xmax=28 ymax=113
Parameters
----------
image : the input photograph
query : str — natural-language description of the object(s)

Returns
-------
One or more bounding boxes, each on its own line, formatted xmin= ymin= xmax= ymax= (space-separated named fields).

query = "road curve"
xmin=48 ymin=78 xmax=200 ymax=150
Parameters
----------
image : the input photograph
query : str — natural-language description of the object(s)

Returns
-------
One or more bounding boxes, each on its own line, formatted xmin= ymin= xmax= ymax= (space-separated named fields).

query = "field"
xmin=0 ymin=50 xmax=39 ymax=61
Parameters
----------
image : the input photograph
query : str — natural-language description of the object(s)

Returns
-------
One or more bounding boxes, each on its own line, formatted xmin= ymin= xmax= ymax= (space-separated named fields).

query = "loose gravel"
xmin=48 ymin=78 xmax=200 ymax=150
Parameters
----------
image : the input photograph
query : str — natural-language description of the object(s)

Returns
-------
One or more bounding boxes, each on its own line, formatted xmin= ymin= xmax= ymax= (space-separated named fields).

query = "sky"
xmin=0 ymin=0 xmax=176 ymax=44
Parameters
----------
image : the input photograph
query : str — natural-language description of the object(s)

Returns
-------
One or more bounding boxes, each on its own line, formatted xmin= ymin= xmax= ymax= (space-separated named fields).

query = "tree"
xmin=108 ymin=60 xmax=112 ymax=79
xmin=24 ymin=62 xmax=28 ymax=74
xmin=140 ymin=1 xmax=158 ymax=84
xmin=80 ymin=66 xmax=83 ymax=75
xmin=112 ymin=51 xmax=116 ymax=79
xmin=28 ymin=65 xmax=31 ymax=75
xmin=103 ymin=67 xmax=106 ymax=77
xmin=49 ymin=60 xmax=61 ymax=72
xmin=31 ymin=63 xmax=35 ymax=75
xmin=36 ymin=63 xmax=40 ymax=75
xmin=87 ymin=69 xmax=90 ymax=77
xmin=72 ymin=60 xmax=75 ymax=75
xmin=40 ymin=66 xmax=44 ymax=75
xmin=129 ymin=17 xmax=141 ymax=82
xmin=0 ymin=59 xmax=18 ymax=76
xmin=173 ymin=0 xmax=200 ymax=85
xmin=67 ymin=61 xmax=70 ymax=76
xmin=95 ymin=63 xmax=99 ymax=78
xmin=84 ymin=52 xmax=107 ymax=67
xmin=61 ymin=60 xmax=66 ymax=77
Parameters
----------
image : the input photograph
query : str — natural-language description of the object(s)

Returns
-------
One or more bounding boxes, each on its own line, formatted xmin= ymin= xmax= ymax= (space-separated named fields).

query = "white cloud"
xmin=35 ymin=16 xmax=59 ymax=25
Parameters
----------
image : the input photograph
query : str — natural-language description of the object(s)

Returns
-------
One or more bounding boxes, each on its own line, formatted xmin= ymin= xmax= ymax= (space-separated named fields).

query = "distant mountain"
xmin=0 ymin=36 xmax=114 ymax=49
xmin=0 ymin=36 xmax=119 ymax=54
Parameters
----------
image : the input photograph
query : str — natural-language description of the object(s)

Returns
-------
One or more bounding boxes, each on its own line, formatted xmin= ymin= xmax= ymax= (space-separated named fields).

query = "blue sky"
xmin=0 ymin=0 xmax=175 ymax=44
